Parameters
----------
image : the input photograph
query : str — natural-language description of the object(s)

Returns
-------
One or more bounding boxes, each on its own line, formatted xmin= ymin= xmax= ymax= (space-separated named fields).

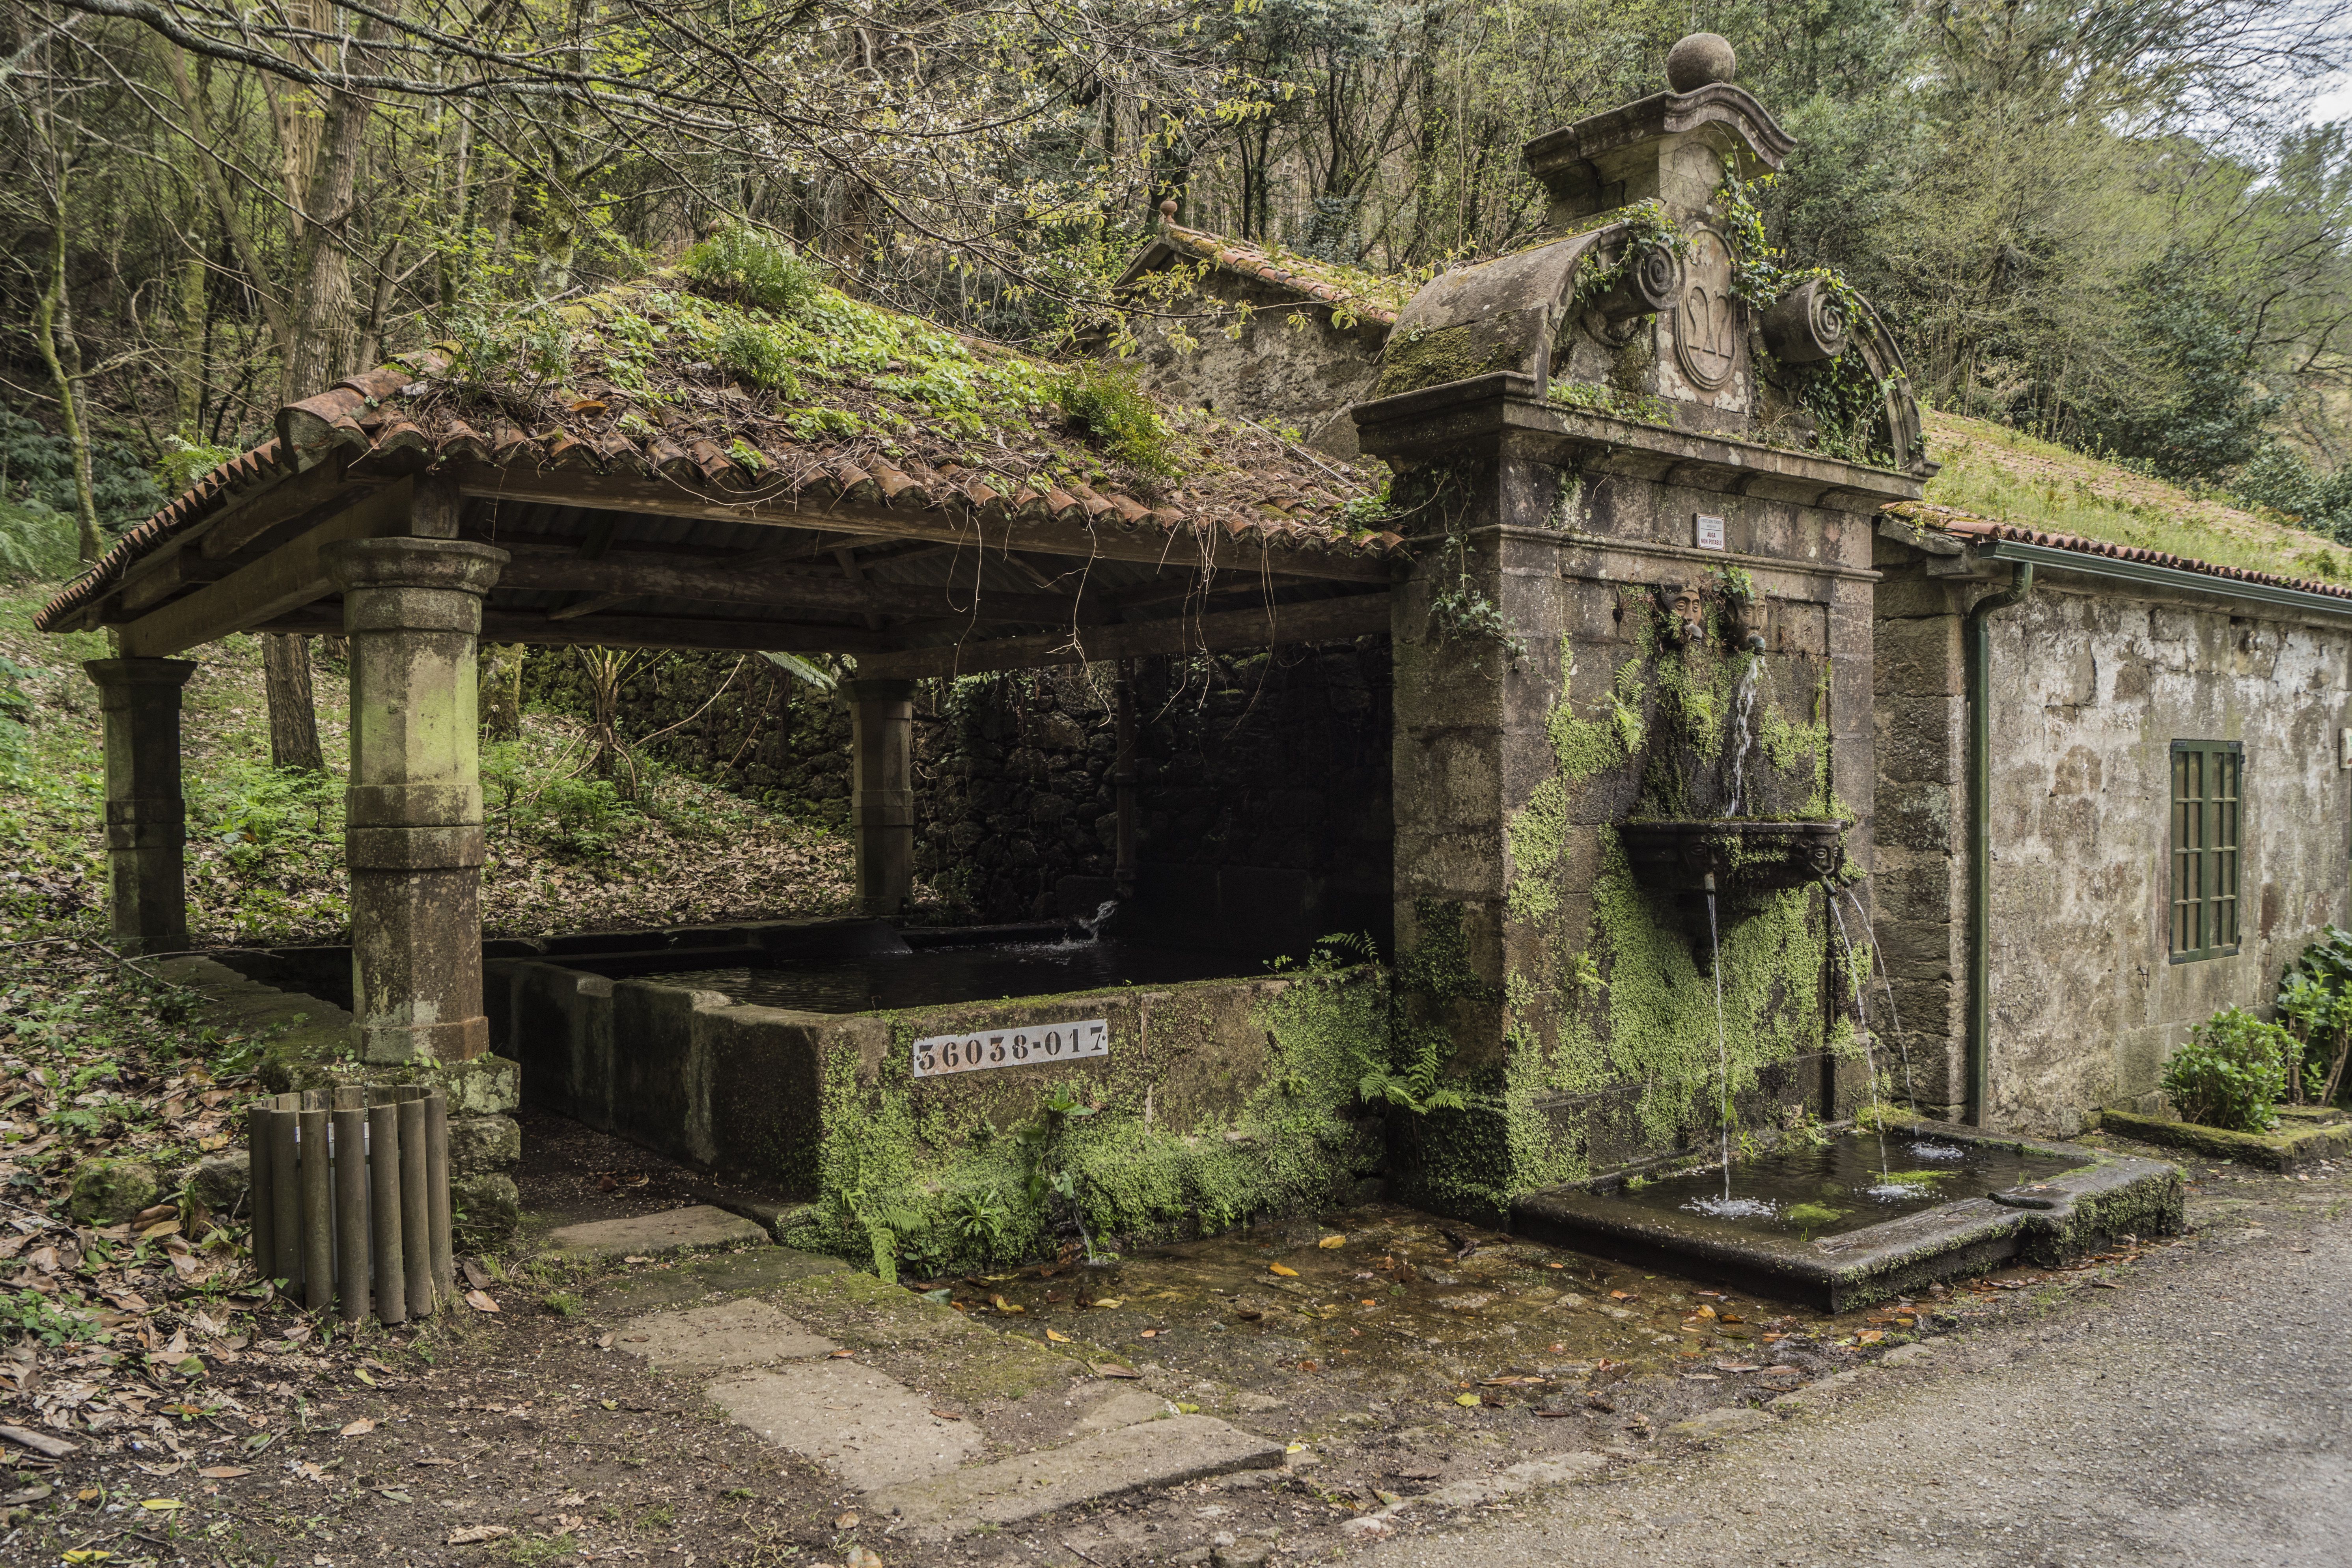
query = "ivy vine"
xmin=1716 ymin=175 xmax=1898 ymax=466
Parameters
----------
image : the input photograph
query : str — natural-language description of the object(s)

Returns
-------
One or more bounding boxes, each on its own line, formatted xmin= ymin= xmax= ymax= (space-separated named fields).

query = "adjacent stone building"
xmin=1873 ymin=506 xmax=2352 ymax=1135
xmin=1110 ymin=209 xmax=1401 ymax=457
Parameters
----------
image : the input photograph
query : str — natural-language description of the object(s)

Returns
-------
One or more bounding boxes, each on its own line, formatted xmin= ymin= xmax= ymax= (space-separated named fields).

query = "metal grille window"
xmin=2170 ymin=740 xmax=2242 ymax=962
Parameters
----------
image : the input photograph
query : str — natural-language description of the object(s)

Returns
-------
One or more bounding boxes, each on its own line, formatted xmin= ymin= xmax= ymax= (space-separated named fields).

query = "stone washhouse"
xmin=37 ymin=39 xmax=2352 ymax=1260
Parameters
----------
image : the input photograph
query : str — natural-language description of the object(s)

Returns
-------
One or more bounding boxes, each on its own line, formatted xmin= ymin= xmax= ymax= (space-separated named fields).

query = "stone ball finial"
xmin=1666 ymin=32 xmax=1737 ymax=92
xmin=1158 ymin=197 xmax=1179 ymax=226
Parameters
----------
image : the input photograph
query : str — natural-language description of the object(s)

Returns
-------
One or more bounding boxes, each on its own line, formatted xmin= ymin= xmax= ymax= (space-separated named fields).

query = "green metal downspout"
xmin=1965 ymin=563 xmax=2033 ymax=1126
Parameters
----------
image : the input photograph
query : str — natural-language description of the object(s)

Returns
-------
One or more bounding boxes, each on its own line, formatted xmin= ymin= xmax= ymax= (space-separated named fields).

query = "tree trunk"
xmin=282 ymin=9 xmax=395 ymax=401
xmin=263 ymin=635 xmax=326 ymax=773
xmin=477 ymin=643 xmax=524 ymax=743
xmin=32 ymin=159 xmax=104 ymax=563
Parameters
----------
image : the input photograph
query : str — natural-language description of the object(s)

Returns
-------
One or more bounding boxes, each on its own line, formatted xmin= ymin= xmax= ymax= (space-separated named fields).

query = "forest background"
xmin=2 ymin=0 xmax=2350 ymax=600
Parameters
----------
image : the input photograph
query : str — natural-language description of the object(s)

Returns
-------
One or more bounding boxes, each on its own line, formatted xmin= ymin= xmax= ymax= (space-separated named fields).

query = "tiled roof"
xmin=1885 ymin=501 xmax=2352 ymax=603
xmin=1142 ymin=215 xmax=1405 ymax=328
xmin=38 ymin=280 xmax=1401 ymax=635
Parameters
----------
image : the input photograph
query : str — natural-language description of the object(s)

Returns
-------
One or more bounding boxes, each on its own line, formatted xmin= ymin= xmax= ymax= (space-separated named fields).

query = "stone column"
xmin=323 ymin=536 xmax=508 ymax=1063
xmin=84 ymin=658 xmax=199 ymax=954
xmin=847 ymin=677 xmax=916 ymax=917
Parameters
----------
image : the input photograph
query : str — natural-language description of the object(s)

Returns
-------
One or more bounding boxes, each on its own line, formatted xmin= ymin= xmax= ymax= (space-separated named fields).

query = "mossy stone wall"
xmin=1384 ymin=445 xmax=1882 ymax=1220
xmin=522 ymin=648 xmax=852 ymax=828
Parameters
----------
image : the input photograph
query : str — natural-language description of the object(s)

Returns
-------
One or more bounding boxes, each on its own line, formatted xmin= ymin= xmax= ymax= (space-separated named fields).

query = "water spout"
xmin=1058 ymin=899 xmax=1119 ymax=949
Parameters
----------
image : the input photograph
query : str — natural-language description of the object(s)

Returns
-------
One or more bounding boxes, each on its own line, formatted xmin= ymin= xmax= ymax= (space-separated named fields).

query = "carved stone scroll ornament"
xmin=1760 ymin=276 xmax=1851 ymax=364
xmin=1585 ymin=241 xmax=1688 ymax=324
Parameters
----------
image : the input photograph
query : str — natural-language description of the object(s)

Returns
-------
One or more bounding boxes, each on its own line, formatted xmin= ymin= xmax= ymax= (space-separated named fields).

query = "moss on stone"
xmin=1372 ymin=321 xmax=1529 ymax=399
xmin=795 ymin=970 xmax=1385 ymax=1278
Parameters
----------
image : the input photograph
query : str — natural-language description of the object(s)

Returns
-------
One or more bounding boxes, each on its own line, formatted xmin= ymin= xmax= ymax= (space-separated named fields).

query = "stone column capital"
xmin=844 ymin=677 xmax=918 ymax=704
xmin=323 ymin=537 xmax=508 ymax=598
xmin=82 ymin=658 xmax=200 ymax=694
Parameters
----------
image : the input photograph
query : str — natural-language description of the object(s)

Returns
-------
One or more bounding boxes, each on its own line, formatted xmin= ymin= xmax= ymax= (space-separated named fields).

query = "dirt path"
xmin=13 ymin=1125 xmax=2311 ymax=1568
xmin=1362 ymin=1153 xmax=2352 ymax=1568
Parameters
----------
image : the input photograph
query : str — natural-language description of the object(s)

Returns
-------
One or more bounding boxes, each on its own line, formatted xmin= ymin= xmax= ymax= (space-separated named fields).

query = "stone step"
xmin=711 ymin=1362 xmax=986 ymax=1490
xmin=864 ymin=1413 xmax=1285 ymax=1537
xmin=546 ymin=1204 xmax=768 ymax=1258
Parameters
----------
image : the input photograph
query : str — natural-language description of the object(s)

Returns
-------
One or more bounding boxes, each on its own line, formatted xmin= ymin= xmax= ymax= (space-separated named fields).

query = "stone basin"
xmin=1617 ymin=817 xmax=1850 ymax=893
xmin=1511 ymin=1118 xmax=2184 ymax=1311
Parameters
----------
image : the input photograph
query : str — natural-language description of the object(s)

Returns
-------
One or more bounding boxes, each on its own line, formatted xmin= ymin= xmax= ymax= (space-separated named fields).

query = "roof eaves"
xmin=1136 ymin=222 xmax=1401 ymax=328
xmin=1882 ymin=500 xmax=2352 ymax=605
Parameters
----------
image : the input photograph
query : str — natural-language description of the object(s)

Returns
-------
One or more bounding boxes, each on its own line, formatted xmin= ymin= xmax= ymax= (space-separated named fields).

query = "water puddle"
xmin=1613 ymin=1133 xmax=2076 ymax=1240
xmin=929 ymin=1205 xmax=1869 ymax=1408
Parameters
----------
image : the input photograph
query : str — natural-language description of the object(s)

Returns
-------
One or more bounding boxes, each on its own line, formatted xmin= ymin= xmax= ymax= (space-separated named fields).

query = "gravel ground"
xmin=1363 ymin=1150 xmax=2351 ymax=1568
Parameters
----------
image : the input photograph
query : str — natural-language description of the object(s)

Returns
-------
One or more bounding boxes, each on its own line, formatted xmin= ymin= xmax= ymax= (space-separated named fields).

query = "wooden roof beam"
xmin=854 ymin=589 xmax=1393 ymax=680
xmin=490 ymin=548 xmax=1106 ymax=624
xmin=446 ymin=465 xmax=1392 ymax=584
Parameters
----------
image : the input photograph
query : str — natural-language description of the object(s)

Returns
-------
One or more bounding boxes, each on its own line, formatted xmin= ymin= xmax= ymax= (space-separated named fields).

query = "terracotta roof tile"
xmin=1149 ymin=222 xmax=1404 ymax=328
xmin=1884 ymin=500 xmax=2352 ymax=602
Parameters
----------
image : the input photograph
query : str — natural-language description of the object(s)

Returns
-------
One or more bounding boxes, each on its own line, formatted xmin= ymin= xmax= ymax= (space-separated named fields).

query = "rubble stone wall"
xmin=1873 ymin=561 xmax=2352 ymax=1134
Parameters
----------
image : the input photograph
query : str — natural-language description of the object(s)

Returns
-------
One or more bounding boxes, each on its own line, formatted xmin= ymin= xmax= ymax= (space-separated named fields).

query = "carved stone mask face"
xmin=1662 ymin=583 xmax=1707 ymax=647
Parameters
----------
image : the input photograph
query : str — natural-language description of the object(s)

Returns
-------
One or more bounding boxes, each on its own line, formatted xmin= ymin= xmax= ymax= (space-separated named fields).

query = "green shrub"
xmin=681 ymin=224 xmax=820 ymax=317
xmin=2162 ymin=1006 xmax=2290 ymax=1131
xmin=713 ymin=319 xmax=798 ymax=393
xmin=0 ymin=497 xmax=78 ymax=581
xmin=1054 ymin=364 xmax=1177 ymax=475
xmin=516 ymin=776 xmax=641 ymax=858
xmin=2276 ymin=925 xmax=2352 ymax=1103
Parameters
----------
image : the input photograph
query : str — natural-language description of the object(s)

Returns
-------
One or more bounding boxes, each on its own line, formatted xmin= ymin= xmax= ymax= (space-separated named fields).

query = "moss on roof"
xmin=1919 ymin=410 xmax=2352 ymax=585
xmin=363 ymin=237 xmax=1391 ymax=542
xmin=1147 ymin=224 xmax=1413 ymax=325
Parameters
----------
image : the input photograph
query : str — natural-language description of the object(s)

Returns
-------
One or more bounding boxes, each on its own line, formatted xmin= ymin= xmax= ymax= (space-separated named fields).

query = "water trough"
xmin=1512 ymin=1117 xmax=2184 ymax=1312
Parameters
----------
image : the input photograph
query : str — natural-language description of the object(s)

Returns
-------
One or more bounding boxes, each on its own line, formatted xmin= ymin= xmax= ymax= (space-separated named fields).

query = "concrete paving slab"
xmin=709 ymin=1362 xmax=984 ymax=1492
xmin=546 ymin=1205 xmax=767 ymax=1259
xmin=1068 ymin=1385 xmax=1173 ymax=1435
xmin=866 ymin=1413 xmax=1283 ymax=1536
xmin=616 ymin=1300 xmax=837 ymax=1371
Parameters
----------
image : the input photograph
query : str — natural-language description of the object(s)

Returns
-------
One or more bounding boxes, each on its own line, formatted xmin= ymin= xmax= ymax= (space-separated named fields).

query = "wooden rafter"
xmin=447 ymin=465 xmax=1390 ymax=583
xmin=853 ymin=591 xmax=1393 ymax=680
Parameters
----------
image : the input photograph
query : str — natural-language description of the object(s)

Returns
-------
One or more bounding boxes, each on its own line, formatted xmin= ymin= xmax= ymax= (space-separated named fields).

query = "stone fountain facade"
xmin=1355 ymin=40 xmax=1931 ymax=1217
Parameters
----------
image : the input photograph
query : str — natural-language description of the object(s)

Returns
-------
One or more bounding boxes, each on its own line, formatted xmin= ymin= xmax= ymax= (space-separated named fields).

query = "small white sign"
xmin=1695 ymin=514 xmax=1727 ymax=551
xmin=913 ymin=1019 xmax=1109 ymax=1078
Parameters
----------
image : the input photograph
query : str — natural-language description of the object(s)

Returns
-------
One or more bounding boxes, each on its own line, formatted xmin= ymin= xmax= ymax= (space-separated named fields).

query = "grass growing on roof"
xmin=1922 ymin=410 xmax=2352 ymax=583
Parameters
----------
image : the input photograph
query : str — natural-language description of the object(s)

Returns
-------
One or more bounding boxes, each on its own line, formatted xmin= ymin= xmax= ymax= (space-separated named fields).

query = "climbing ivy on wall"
xmin=1717 ymin=175 xmax=1900 ymax=467
xmin=1396 ymin=576 xmax=1852 ymax=1210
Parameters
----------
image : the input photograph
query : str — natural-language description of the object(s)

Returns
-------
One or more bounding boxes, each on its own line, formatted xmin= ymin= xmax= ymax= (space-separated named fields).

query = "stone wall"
xmin=1118 ymin=272 xmax=1388 ymax=458
xmin=1874 ymin=556 xmax=2352 ymax=1134
xmin=914 ymin=645 xmax=1394 ymax=949
xmin=520 ymin=647 xmax=852 ymax=829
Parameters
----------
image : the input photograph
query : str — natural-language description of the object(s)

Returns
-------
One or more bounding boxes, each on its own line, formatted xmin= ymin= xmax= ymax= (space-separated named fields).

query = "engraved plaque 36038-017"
xmin=912 ymin=1019 xmax=1110 ymax=1077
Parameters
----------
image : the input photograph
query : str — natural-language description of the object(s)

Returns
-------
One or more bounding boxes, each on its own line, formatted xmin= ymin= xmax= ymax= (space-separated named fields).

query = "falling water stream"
xmin=1841 ymin=884 xmax=1912 ymax=1106
xmin=1724 ymin=656 xmax=1762 ymax=817
xmin=1685 ymin=880 xmax=1776 ymax=1219
xmin=1681 ymin=654 xmax=1776 ymax=1220
xmin=1824 ymin=882 xmax=1897 ymax=1192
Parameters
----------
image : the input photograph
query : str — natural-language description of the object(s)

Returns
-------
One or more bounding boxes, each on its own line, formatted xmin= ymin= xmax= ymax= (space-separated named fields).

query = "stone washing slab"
xmin=2097 ymin=1105 xmax=2351 ymax=1173
xmin=711 ymin=1361 xmax=985 ymax=1491
xmin=615 ymin=1300 xmax=837 ymax=1370
xmin=1512 ymin=1119 xmax=2183 ymax=1311
xmin=545 ymin=1205 xmax=768 ymax=1259
xmin=864 ymin=1413 xmax=1284 ymax=1536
